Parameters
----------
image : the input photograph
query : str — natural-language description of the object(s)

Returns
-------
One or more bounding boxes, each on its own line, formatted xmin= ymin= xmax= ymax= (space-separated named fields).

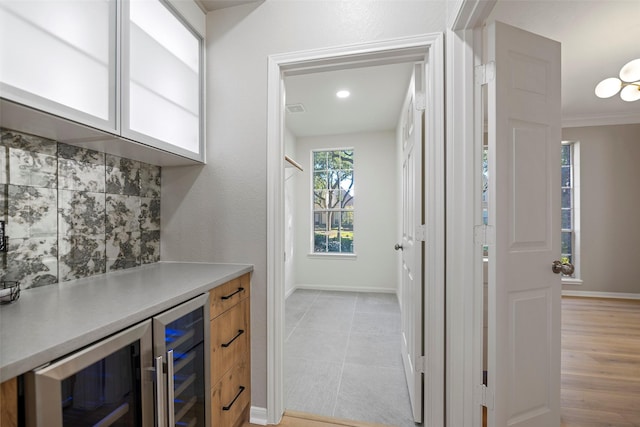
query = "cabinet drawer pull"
xmin=221 ymin=329 xmax=245 ymax=348
xmin=221 ymin=287 xmax=244 ymax=300
xmin=222 ymin=386 xmax=246 ymax=411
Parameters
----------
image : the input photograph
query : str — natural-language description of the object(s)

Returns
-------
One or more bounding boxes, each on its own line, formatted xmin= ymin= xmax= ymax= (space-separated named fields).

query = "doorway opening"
xmin=266 ymin=34 xmax=445 ymax=426
xmin=283 ymin=62 xmax=415 ymax=426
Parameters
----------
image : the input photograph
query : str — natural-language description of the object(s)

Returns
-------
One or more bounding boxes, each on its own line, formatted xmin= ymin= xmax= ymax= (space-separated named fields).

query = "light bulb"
xmin=619 ymin=58 xmax=640 ymax=83
xmin=620 ymin=83 xmax=640 ymax=102
xmin=594 ymin=77 xmax=622 ymax=98
xmin=336 ymin=90 xmax=350 ymax=99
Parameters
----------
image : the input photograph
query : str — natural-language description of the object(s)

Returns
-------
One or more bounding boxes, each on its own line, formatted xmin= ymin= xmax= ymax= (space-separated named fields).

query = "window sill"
xmin=561 ymin=278 xmax=583 ymax=285
xmin=307 ymin=253 xmax=358 ymax=260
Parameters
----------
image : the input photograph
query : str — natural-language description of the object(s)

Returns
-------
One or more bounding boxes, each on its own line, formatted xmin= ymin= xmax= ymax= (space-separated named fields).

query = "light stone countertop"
xmin=0 ymin=261 xmax=253 ymax=382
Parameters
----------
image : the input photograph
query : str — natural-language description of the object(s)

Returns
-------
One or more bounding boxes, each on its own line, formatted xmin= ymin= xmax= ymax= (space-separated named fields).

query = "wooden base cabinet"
xmin=210 ymin=273 xmax=251 ymax=426
xmin=0 ymin=378 xmax=18 ymax=427
xmin=211 ymin=358 xmax=250 ymax=427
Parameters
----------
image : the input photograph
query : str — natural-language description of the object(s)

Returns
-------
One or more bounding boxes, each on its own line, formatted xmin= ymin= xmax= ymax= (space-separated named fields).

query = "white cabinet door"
xmin=122 ymin=0 xmax=204 ymax=162
xmin=0 ymin=0 xmax=117 ymax=132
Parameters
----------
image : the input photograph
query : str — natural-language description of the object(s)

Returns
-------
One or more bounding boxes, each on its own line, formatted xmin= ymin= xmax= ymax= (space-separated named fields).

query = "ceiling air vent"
xmin=286 ymin=103 xmax=306 ymax=114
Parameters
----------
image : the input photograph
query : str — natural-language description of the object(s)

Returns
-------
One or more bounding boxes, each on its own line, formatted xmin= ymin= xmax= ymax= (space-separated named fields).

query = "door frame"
xmin=445 ymin=1 xmax=497 ymax=427
xmin=265 ymin=33 xmax=445 ymax=425
xmin=447 ymin=9 xmax=565 ymax=427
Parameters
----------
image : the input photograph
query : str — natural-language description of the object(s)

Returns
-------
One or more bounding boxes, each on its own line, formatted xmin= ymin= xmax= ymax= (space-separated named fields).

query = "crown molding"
xmin=562 ymin=111 xmax=640 ymax=128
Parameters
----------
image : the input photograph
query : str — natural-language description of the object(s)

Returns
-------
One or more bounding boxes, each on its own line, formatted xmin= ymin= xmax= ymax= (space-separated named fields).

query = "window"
xmin=312 ymin=149 xmax=354 ymax=254
xmin=561 ymin=141 xmax=580 ymax=280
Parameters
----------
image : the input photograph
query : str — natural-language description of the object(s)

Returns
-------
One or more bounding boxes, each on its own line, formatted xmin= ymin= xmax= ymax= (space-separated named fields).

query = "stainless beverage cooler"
xmin=25 ymin=294 xmax=210 ymax=427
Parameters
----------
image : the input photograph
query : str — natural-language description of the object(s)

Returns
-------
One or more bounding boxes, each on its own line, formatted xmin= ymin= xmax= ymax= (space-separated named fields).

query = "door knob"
xmin=394 ymin=244 xmax=403 ymax=251
xmin=552 ymin=260 xmax=574 ymax=276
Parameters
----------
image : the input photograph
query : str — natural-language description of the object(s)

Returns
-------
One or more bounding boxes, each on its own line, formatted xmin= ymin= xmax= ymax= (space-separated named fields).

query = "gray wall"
xmin=160 ymin=0 xmax=447 ymax=410
xmin=562 ymin=123 xmax=640 ymax=295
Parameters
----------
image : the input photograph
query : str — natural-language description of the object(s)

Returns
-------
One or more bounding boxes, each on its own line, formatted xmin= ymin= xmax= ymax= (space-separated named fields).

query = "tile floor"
xmin=284 ymin=289 xmax=417 ymax=427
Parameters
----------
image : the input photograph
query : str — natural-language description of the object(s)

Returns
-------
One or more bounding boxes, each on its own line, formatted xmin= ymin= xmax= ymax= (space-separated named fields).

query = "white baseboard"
xmin=562 ymin=290 xmax=640 ymax=300
xmin=250 ymin=406 xmax=268 ymax=425
xmin=284 ymin=286 xmax=297 ymax=300
xmin=292 ymin=283 xmax=397 ymax=294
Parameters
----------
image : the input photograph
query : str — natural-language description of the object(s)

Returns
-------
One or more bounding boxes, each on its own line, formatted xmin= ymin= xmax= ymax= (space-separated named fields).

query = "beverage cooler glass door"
xmin=25 ymin=320 xmax=154 ymax=427
xmin=153 ymin=293 xmax=210 ymax=427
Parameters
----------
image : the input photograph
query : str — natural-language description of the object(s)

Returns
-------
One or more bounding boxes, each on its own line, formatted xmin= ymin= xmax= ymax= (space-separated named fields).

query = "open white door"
xmin=486 ymin=21 xmax=562 ymax=427
xmin=398 ymin=63 xmax=424 ymax=423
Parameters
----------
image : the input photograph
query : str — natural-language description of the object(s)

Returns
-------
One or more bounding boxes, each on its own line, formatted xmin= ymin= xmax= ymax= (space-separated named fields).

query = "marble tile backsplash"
xmin=0 ymin=128 xmax=161 ymax=289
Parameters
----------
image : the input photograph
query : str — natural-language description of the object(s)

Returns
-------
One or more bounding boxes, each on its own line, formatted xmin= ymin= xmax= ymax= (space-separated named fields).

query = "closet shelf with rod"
xmin=285 ymin=155 xmax=303 ymax=172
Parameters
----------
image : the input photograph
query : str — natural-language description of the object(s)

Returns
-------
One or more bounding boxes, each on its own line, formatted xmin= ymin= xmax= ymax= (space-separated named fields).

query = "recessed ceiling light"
xmin=336 ymin=90 xmax=350 ymax=99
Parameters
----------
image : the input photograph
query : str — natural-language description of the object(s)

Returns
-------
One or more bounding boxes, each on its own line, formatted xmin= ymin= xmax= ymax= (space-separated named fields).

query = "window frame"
xmin=309 ymin=147 xmax=356 ymax=257
xmin=561 ymin=140 xmax=582 ymax=283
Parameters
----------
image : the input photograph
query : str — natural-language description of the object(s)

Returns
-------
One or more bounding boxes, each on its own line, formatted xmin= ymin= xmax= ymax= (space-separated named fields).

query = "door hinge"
xmin=473 ymin=224 xmax=495 ymax=246
xmin=475 ymin=62 xmax=495 ymax=86
xmin=416 ymin=224 xmax=427 ymax=242
xmin=416 ymin=355 xmax=426 ymax=374
xmin=415 ymin=91 xmax=426 ymax=111
xmin=476 ymin=384 xmax=495 ymax=409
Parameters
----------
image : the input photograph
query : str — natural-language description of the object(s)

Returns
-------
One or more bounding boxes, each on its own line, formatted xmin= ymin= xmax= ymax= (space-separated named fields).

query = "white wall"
xmin=293 ymin=131 xmax=397 ymax=292
xmin=562 ymin=123 xmax=640 ymax=295
xmin=284 ymin=127 xmax=298 ymax=297
xmin=161 ymin=0 xmax=446 ymax=410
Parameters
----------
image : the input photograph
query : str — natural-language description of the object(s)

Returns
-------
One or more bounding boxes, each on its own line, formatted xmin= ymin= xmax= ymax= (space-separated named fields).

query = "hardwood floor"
xmin=246 ymin=297 xmax=640 ymax=427
xmin=560 ymin=297 xmax=640 ymax=427
xmin=243 ymin=411 xmax=390 ymax=427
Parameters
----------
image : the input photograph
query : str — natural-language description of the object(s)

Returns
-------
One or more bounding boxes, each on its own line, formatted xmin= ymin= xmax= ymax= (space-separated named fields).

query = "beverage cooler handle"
xmin=167 ymin=350 xmax=175 ymax=427
xmin=155 ymin=355 xmax=166 ymax=427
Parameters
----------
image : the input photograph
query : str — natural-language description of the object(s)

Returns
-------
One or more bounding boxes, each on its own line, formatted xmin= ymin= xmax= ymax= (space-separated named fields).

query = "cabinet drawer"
xmin=210 ymin=273 xmax=250 ymax=319
xmin=211 ymin=357 xmax=250 ymax=427
xmin=211 ymin=298 xmax=249 ymax=383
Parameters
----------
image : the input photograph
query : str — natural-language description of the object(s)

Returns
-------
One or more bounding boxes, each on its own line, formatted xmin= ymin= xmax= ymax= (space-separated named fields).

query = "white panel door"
xmin=399 ymin=64 xmax=424 ymax=423
xmin=486 ymin=21 xmax=562 ymax=427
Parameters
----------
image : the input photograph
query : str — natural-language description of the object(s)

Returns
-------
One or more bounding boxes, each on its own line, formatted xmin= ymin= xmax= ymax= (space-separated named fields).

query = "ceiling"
xmin=488 ymin=0 xmax=640 ymax=127
xmin=196 ymin=0 xmax=262 ymax=12
xmin=285 ymin=63 xmax=414 ymax=138
xmin=281 ymin=0 xmax=640 ymax=137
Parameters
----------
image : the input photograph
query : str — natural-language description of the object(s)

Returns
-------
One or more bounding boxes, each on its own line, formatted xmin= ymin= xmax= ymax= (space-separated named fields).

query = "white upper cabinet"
xmin=0 ymin=0 xmax=117 ymax=132
xmin=0 ymin=0 xmax=204 ymax=164
xmin=123 ymin=0 xmax=204 ymax=162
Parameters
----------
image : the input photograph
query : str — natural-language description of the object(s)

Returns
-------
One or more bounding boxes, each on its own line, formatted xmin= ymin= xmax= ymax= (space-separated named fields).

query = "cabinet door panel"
xmin=123 ymin=0 xmax=202 ymax=159
xmin=0 ymin=0 xmax=115 ymax=129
